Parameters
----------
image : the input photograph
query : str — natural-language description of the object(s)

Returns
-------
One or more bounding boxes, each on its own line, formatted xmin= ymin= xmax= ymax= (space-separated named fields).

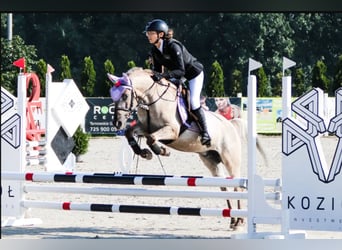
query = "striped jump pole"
xmin=21 ymin=200 xmax=249 ymax=218
xmin=2 ymin=171 xmax=281 ymax=189
xmin=23 ymin=184 xmax=281 ymax=201
xmin=26 ymin=158 xmax=47 ymax=166
xmin=26 ymin=140 xmax=46 ymax=147
xmin=26 ymin=149 xmax=47 ymax=157
xmin=26 ymin=140 xmax=47 ymax=166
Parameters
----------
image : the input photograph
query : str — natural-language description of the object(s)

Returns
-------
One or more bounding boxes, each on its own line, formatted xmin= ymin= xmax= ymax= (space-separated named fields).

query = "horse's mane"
xmin=127 ymin=67 xmax=153 ymax=76
xmin=126 ymin=67 xmax=178 ymax=91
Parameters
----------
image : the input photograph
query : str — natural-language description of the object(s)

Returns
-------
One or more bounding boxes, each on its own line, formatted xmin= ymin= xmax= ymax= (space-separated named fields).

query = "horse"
xmin=108 ymin=67 xmax=267 ymax=230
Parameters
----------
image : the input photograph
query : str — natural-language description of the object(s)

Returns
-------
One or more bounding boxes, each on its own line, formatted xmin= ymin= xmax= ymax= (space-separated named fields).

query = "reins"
xmin=135 ymin=80 xmax=175 ymax=110
xmin=135 ymin=80 xmax=174 ymax=135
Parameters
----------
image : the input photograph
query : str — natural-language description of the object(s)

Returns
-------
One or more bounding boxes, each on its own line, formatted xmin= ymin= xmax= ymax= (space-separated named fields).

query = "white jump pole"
xmin=246 ymin=58 xmax=262 ymax=237
xmin=22 ymin=184 xmax=280 ymax=200
xmin=232 ymin=58 xmax=300 ymax=239
xmin=21 ymin=200 xmax=249 ymax=218
xmin=1 ymin=74 xmax=42 ymax=226
xmin=44 ymin=64 xmax=89 ymax=172
xmin=282 ymin=57 xmax=296 ymax=119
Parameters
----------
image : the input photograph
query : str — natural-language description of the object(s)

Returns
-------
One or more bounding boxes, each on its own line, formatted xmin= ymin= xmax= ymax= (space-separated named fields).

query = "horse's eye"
xmin=122 ymin=94 xmax=128 ymax=101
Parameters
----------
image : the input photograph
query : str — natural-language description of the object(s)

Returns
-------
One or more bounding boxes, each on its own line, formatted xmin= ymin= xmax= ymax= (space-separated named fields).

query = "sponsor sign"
xmin=282 ymin=88 xmax=342 ymax=231
xmin=83 ymin=96 xmax=337 ymax=135
xmin=85 ymin=98 xmax=117 ymax=134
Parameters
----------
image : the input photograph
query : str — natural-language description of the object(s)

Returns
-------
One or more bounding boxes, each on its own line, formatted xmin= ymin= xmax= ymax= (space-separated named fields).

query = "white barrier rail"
xmin=23 ymin=184 xmax=281 ymax=201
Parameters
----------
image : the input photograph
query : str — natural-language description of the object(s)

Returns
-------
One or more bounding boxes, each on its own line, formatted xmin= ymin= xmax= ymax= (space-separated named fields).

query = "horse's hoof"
xmin=141 ymin=149 xmax=153 ymax=160
xmin=232 ymin=224 xmax=245 ymax=231
xmin=160 ymin=146 xmax=170 ymax=156
xmin=230 ymin=218 xmax=245 ymax=231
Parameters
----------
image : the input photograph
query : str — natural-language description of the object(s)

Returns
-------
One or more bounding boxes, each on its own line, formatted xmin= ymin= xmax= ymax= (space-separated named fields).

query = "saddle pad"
xmin=177 ymin=96 xmax=199 ymax=133
xmin=177 ymin=96 xmax=191 ymax=128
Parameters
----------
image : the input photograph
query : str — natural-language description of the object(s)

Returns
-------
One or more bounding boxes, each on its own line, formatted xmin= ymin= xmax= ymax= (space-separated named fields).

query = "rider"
xmin=144 ymin=19 xmax=211 ymax=146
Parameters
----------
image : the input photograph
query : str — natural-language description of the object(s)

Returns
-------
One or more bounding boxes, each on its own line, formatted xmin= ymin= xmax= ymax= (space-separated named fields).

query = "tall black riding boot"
xmin=192 ymin=107 xmax=211 ymax=146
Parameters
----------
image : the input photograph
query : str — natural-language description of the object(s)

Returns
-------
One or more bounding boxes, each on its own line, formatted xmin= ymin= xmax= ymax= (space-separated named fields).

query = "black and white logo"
xmin=282 ymin=87 xmax=342 ymax=183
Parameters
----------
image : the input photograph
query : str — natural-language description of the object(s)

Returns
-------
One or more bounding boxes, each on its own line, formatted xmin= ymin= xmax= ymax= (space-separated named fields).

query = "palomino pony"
xmin=108 ymin=67 xmax=267 ymax=229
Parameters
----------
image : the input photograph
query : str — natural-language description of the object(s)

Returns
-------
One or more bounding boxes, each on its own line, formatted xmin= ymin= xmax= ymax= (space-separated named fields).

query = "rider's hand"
xmin=151 ymin=73 xmax=163 ymax=82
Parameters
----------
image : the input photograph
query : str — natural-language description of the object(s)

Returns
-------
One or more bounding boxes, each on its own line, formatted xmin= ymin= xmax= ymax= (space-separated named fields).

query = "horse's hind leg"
xmin=198 ymin=153 xmax=240 ymax=230
xmin=219 ymin=150 xmax=245 ymax=230
xmin=199 ymin=150 xmax=245 ymax=230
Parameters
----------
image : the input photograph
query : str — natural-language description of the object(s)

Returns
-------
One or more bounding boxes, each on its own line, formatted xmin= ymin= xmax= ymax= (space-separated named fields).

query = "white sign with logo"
xmin=282 ymin=87 xmax=342 ymax=231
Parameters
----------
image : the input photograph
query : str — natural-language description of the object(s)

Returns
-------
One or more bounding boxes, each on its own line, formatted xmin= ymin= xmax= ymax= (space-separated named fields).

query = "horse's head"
xmin=108 ymin=68 xmax=171 ymax=132
xmin=108 ymin=73 xmax=135 ymax=130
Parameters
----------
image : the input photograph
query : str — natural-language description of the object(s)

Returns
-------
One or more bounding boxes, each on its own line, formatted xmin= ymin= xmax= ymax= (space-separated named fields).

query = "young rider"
xmin=144 ymin=19 xmax=211 ymax=146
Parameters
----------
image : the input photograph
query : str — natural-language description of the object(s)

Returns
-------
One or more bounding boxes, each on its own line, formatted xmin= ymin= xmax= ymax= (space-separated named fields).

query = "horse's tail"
xmin=230 ymin=118 xmax=269 ymax=168
xmin=230 ymin=118 xmax=247 ymax=142
xmin=256 ymin=137 xmax=269 ymax=168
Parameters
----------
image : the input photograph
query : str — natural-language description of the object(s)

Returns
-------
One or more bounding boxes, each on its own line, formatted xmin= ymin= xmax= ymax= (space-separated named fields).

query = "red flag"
xmin=13 ymin=58 xmax=26 ymax=69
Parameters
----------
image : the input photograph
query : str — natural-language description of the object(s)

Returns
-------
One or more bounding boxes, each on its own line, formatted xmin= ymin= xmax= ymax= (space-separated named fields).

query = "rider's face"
xmin=146 ymin=31 xmax=161 ymax=44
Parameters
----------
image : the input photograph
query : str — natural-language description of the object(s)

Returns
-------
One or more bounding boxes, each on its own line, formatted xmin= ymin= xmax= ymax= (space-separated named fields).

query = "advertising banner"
xmin=83 ymin=96 xmax=335 ymax=135
xmin=84 ymin=98 xmax=116 ymax=135
xmin=282 ymin=88 xmax=342 ymax=231
xmin=241 ymin=97 xmax=283 ymax=134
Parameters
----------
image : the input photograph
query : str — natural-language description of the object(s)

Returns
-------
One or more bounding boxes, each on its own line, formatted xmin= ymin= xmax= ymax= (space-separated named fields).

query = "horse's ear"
xmin=107 ymin=73 xmax=120 ymax=84
xmin=122 ymin=73 xmax=130 ymax=84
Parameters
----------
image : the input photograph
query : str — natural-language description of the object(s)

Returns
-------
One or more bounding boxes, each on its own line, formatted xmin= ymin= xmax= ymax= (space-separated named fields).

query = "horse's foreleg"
xmin=146 ymin=126 xmax=178 ymax=156
xmin=146 ymin=135 xmax=170 ymax=156
xmin=125 ymin=127 xmax=152 ymax=160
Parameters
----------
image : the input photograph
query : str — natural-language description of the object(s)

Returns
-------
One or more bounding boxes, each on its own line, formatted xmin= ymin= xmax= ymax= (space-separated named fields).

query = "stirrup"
xmin=200 ymin=133 xmax=211 ymax=146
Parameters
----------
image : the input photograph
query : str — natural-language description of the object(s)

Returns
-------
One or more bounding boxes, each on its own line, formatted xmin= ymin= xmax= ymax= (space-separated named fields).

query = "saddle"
xmin=169 ymin=79 xmax=197 ymax=134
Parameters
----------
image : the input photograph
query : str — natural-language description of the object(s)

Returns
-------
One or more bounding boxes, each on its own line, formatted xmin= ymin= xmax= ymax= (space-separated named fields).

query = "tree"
xmin=127 ymin=60 xmax=136 ymax=69
xmin=100 ymin=59 xmax=115 ymax=97
xmin=332 ymin=55 xmax=342 ymax=94
xmin=272 ymin=72 xmax=282 ymax=97
xmin=230 ymin=69 xmax=242 ymax=97
xmin=312 ymin=60 xmax=330 ymax=94
xmin=80 ymin=56 xmax=96 ymax=97
xmin=289 ymin=13 xmax=342 ymax=83
xmin=144 ymin=57 xmax=152 ymax=69
xmin=1 ymin=35 xmax=38 ymax=94
xmin=256 ymin=67 xmax=270 ymax=97
xmin=293 ymin=68 xmax=306 ymax=97
xmin=7 ymin=13 xmax=341 ymax=97
xmin=60 ymin=55 xmax=72 ymax=80
xmin=253 ymin=14 xmax=295 ymax=87
xmin=72 ymin=125 xmax=90 ymax=161
xmin=206 ymin=60 xmax=225 ymax=97
xmin=35 ymin=59 xmax=47 ymax=97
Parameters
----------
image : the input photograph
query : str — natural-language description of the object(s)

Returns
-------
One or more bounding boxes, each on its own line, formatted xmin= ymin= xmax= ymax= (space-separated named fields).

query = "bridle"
xmin=114 ymin=78 xmax=176 ymax=132
xmin=115 ymin=78 xmax=173 ymax=113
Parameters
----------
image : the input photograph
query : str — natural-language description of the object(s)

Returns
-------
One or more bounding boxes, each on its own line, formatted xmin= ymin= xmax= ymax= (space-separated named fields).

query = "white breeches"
xmin=188 ymin=71 xmax=204 ymax=110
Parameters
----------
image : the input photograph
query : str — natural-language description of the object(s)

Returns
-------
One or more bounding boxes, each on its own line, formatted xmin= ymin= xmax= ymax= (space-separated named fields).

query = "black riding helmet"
xmin=144 ymin=19 xmax=168 ymax=36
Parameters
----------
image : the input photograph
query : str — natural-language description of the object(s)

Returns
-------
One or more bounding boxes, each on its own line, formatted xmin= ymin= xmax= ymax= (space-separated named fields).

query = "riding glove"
xmin=151 ymin=72 xmax=170 ymax=82
xmin=151 ymin=73 xmax=163 ymax=82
